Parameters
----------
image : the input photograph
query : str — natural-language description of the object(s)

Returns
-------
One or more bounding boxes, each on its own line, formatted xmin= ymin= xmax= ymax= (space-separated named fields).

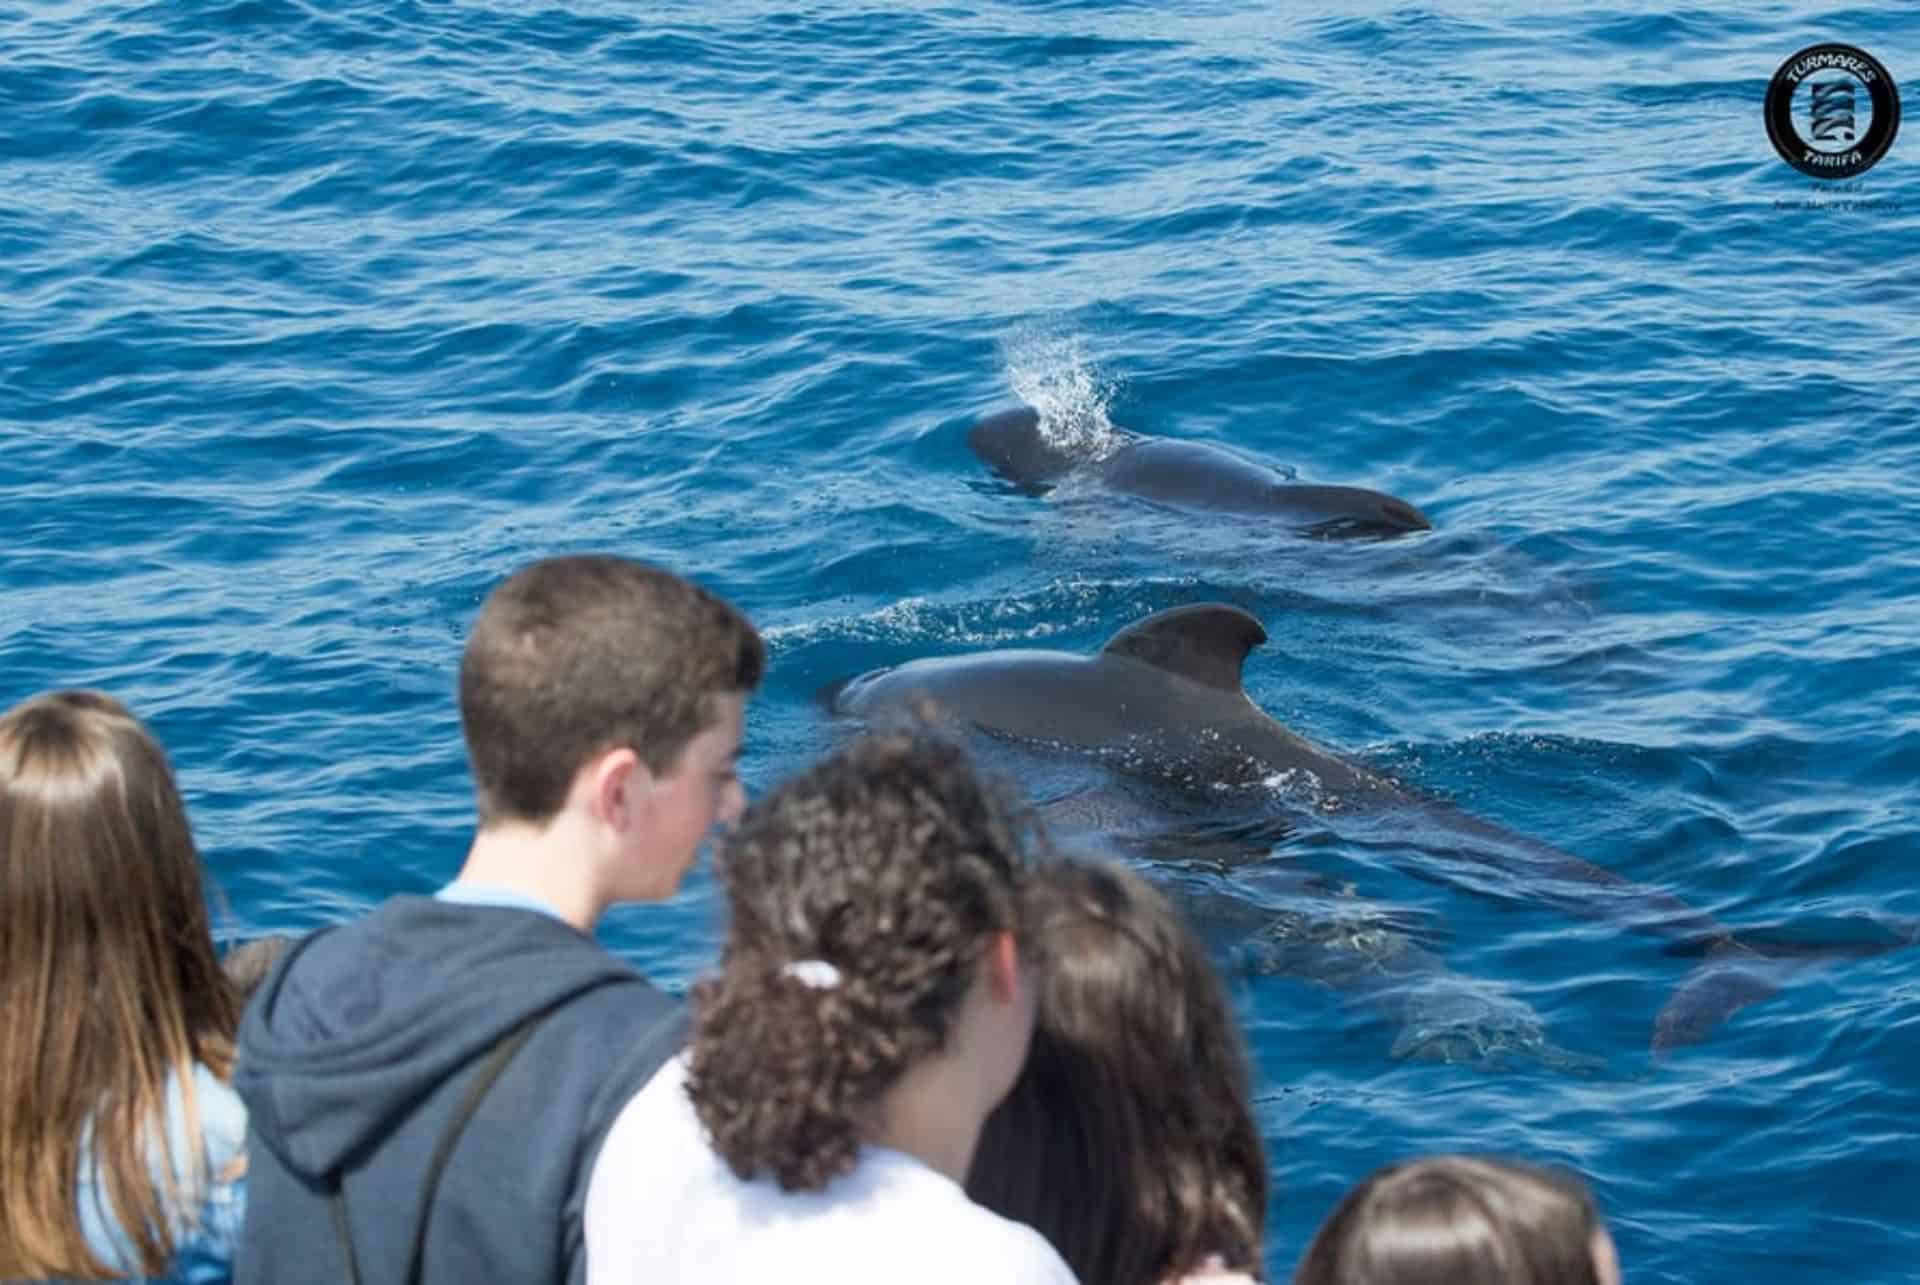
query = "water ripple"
xmin=4 ymin=3 xmax=1918 ymax=1282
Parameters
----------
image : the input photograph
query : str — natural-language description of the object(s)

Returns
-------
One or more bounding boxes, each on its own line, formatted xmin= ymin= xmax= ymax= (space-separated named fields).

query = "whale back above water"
xmin=832 ymin=602 xmax=1387 ymax=795
xmin=967 ymin=405 xmax=1433 ymax=539
xmin=829 ymin=602 xmax=1920 ymax=1052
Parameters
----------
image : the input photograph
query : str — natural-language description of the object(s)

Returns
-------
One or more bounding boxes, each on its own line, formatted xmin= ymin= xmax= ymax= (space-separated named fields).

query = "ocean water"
xmin=4 ymin=1 xmax=1917 ymax=1281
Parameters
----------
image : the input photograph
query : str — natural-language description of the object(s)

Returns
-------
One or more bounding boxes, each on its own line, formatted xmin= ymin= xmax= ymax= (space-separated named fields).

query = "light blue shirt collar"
xmin=434 ymin=881 xmax=568 ymax=923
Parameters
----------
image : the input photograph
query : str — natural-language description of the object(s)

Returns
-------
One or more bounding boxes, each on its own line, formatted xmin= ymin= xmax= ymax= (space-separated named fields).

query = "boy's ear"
xmin=586 ymin=746 xmax=651 ymax=830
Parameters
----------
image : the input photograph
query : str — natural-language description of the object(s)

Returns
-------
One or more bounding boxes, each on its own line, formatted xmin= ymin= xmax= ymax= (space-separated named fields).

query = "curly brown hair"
xmin=458 ymin=554 xmax=764 ymax=826
xmin=966 ymin=859 xmax=1268 ymax=1285
xmin=684 ymin=729 xmax=1036 ymax=1193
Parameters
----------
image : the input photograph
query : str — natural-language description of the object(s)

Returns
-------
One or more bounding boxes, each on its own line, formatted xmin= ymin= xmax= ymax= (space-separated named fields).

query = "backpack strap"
xmin=329 ymin=1180 xmax=366 ymax=1285
xmin=326 ymin=998 xmax=568 ymax=1285
xmin=401 ymin=1007 xmax=552 ymax=1285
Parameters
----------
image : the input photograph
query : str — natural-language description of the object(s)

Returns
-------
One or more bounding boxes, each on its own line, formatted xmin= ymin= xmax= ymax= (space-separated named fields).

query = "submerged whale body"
xmin=1069 ymin=821 xmax=1607 ymax=1072
xmin=968 ymin=405 xmax=1432 ymax=540
xmin=831 ymin=602 xmax=1915 ymax=1054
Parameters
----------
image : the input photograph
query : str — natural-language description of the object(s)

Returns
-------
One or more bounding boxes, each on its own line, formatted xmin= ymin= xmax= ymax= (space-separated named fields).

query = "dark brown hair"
xmin=0 ymin=690 xmax=242 ymax=1278
xmin=458 ymin=554 xmax=764 ymax=825
xmin=967 ymin=860 xmax=1268 ymax=1285
xmin=1291 ymin=1156 xmax=1606 ymax=1285
xmin=685 ymin=730 xmax=1034 ymax=1192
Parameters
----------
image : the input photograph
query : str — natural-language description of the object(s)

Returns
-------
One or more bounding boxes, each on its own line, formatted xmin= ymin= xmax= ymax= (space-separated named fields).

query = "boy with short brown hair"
xmin=235 ymin=554 xmax=763 ymax=1285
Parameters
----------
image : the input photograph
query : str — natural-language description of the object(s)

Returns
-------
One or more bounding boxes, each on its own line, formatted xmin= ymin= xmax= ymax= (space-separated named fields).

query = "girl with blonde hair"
xmin=0 ymin=690 xmax=246 ymax=1283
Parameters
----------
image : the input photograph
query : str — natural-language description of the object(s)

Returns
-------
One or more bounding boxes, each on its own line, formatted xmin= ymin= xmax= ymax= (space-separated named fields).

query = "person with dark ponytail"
xmin=966 ymin=860 xmax=1270 ymax=1285
xmin=1290 ymin=1155 xmax=1621 ymax=1285
xmin=584 ymin=730 xmax=1076 ymax=1285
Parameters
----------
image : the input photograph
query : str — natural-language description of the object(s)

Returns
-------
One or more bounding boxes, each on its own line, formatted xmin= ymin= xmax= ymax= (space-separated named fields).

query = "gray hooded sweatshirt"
xmin=233 ymin=897 xmax=684 ymax=1285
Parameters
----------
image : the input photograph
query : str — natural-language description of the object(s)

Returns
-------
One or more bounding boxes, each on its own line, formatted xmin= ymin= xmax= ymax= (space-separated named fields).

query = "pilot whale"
xmin=830 ymin=603 xmax=1914 ymax=1052
xmin=969 ymin=406 xmax=1432 ymax=540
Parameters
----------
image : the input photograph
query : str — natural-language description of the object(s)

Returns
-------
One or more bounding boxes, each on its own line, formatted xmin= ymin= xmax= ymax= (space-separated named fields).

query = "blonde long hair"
xmin=0 ymin=690 xmax=242 ymax=1278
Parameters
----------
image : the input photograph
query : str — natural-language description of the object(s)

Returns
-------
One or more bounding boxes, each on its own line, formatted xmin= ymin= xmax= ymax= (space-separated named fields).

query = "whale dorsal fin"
xmin=1100 ymin=604 xmax=1268 ymax=693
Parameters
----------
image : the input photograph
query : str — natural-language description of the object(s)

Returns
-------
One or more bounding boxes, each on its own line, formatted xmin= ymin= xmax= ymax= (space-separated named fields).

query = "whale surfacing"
xmin=832 ymin=602 xmax=1915 ymax=1053
xmin=968 ymin=406 xmax=1432 ymax=540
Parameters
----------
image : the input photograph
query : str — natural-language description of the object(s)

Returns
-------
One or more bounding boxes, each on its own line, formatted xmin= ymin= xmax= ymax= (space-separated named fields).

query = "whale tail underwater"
xmin=968 ymin=405 xmax=1433 ymax=540
xmin=830 ymin=601 xmax=1918 ymax=1056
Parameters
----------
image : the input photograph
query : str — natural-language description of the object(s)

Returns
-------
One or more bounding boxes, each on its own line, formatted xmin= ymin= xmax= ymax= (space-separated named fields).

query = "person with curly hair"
xmin=0 ymin=690 xmax=247 ymax=1283
xmin=583 ymin=730 xmax=1075 ymax=1285
xmin=1290 ymin=1155 xmax=1621 ymax=1285
xmin=966 ymin=859 xmax=1270 ymax=1285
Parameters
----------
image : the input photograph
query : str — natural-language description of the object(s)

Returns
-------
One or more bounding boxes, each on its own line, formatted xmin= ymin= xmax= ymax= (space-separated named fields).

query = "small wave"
xmin=762 ymin=582 xmax=1116 ymax=650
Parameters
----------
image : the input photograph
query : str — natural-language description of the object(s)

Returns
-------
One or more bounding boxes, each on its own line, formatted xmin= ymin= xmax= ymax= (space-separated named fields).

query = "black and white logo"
xmin=1765 ymin=43 xmax=1900 ymax=179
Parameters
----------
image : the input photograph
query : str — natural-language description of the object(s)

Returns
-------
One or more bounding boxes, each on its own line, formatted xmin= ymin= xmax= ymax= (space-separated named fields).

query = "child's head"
xmin=1292 ymin=1155 xmax=1618 ymax=1285
xmin=0 ymin=689 xmax=239 ymax=1276
xmin=0 ymin=689 xmax=235 ymax=1045
xmin=458 ymin=554 xmax=764 ymax=828
xmin=967 ymin=859 xmax=1268 ymax=1285
xmin=685 ymin=729 xmax=1039 ymax=1192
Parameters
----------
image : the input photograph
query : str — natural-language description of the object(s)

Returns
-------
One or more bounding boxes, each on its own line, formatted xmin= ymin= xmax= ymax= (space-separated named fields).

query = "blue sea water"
xmin=4 ymin=1 xmax=1918 ymax=1281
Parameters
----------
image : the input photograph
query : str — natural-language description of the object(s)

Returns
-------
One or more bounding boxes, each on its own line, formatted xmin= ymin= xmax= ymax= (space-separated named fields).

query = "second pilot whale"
xmin=969 ymin=405 xmax=1432 ymax=540
xmin=830 ymin=602 xmax=1917 ymax=1052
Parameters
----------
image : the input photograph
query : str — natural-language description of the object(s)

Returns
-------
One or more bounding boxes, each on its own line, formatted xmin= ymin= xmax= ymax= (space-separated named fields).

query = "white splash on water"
xmin=1258 ymin=766 xmax=1335 ymax=810
xmin=999 ymin=322 xmax=1125 ymax=462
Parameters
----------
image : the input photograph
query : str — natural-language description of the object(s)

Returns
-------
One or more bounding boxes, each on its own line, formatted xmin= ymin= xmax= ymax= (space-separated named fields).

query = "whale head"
xmin=967 ymin=406 xmax=1082 ymax=490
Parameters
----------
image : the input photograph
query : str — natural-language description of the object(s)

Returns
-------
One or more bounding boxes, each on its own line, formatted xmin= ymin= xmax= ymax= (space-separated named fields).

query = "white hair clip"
xmin=782 ymin=959 xmax=843 ymax=989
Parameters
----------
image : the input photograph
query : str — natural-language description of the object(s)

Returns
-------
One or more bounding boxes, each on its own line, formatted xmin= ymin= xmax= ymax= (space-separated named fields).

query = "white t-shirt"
xmin=584 ymin=1055 xmax=1079 ymax=1285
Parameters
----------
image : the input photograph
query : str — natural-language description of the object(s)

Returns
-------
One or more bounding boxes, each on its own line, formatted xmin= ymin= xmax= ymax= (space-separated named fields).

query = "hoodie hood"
xmin=235 ymin=896 xmax=638 ymax=1181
